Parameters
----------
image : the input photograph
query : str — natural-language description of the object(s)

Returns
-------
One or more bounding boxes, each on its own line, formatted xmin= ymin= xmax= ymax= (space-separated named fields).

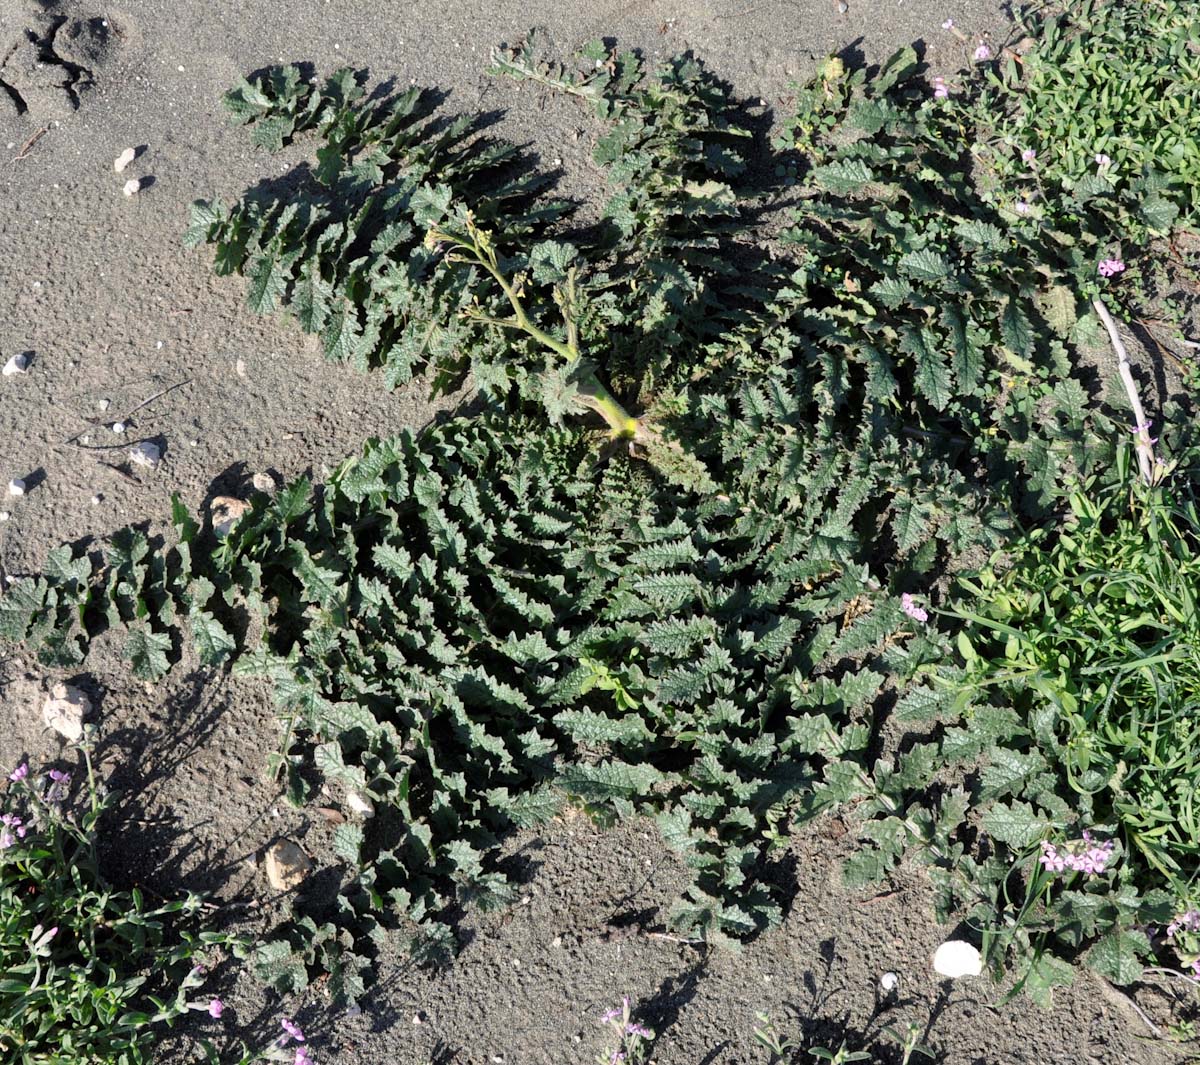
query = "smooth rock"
xmin=114 ymin=147 xmax=136 ymax=172
xmin=251 ymin=472 xmax=277 ymax=495
xmin=42 ymin=683 xmax=91 ymax=741
xmin=265 ymin=839 xmax=312 ymax=891
xmin=2 ymin=353 xmax=29 ymax=376
xmin=210 ymin=496 xmax=249 ymax=538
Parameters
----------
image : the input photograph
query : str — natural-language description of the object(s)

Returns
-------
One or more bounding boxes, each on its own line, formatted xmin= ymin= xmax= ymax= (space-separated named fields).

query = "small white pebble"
xmin=0 ymin=512 xmax=8 ymax=521
xmin=879 ymin=971 xmax=899 ymax=992
xmin=189 ymin=439 xmax=199 ymax=447
xmin=112 ymin=421 xmax=126 ymax=434
xmin=156 ymin=340 xmax=163 ymax=349
xmin=114 ymin=147 xmax=136 ymax=173
xmin=8 ymin=479 xmax=26 ymax=497
xmin=2 ymin=353 xmax=29 ymax=376
xmin=123 ymin=178 xmax=141 ymax=197
xmin=98 ymin=398 xmax=110 ymax=411
xmin=177 ymin=65 xmax=185 ymax=72
xmin=90 ymin=495 xmax=102 ymax=505
xmin=235 ymin=357 xmax=247 ymax=377
xmin=80 ymin=435 xmax=89 ymax=445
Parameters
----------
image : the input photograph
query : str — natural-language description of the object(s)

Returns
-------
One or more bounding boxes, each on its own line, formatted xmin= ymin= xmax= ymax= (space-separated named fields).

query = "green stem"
xmin=430 ymin=223 xmax=642 ymax=438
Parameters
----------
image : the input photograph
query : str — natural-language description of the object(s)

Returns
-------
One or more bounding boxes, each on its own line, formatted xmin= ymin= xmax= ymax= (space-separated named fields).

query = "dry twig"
xmin=1092 ymin=297 xmax=1156 ymax=484
xmin=11 ymin=127 xmax=48 ymax=163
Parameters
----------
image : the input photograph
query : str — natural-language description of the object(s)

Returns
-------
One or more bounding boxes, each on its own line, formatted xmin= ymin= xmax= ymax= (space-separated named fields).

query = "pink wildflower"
xmin=1021 ymin=148 xmax=1036 ymax=164
xmin=281 ymin=1018 xmax=305 ymax=1043
xmin=901 ymin=593 xmax=929 ymax=624
xmin=8 ymin=763 xmax=28 ymax=783
xmin=1166 ymin=910 xmax=1200 ymax=940
xmin=207 ymin=998 xmax=224 ymax=1019
xmin=973 ymin=43 xmax=992 ymax=61
xmin=1039 ymin=834 xmax=1114 ymax=877
xmin=1014 ymin=201 xmax=1032 ymax=215
xmin=932 ymin=77 xmax=948 ymax=99
xmin=1098 ymin=258 xmax=1126 ymax=277
xmin=942 ymin=18 xmax=954 ymax=29
xmin=1095 ymin=153 xmax=1111 ymax=168
xmin=295 ymin=1049 xmax=314 ymax=1065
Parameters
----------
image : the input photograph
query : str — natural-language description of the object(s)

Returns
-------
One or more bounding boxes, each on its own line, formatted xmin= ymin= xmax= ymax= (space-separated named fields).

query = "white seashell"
xmin=129 ymin=441 xmax=161 ymax=469
xmin=90 ymin=495 xmax=101 ymax=505
xmin=2 ymin=353 xmax=29 ymax=376
xmin=114 ymin=147 xmax=137 ymax=173
xmin=98 ymin=398 xmax=110 ymax=411
xmin=932 ymin=940 xmax=982 ymax=979
xmin=123 ymin=178 xmax=141 ymax=197
xmin=879 ymin=971 xmax=899 ymax=992
xmin=0 ymin=512 xmax=8 ymax=522
xmin=7 ymin=479 xmax=25 ymax=497
xmin=112 ymin=421 xmax=126 ymax=434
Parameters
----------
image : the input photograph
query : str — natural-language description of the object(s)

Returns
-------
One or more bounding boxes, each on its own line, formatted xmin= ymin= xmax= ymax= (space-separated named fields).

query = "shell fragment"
xmin=932 ymin=940 xmax=983 ymax=979
xmin=114 ymin=147 xmax=137 ymax=172
xmin=7 ymin=479 xmax=25 ymax=497
xmin=129 ymin=441 xmax=161 ymax=469
xmin=123 ymin=178 xmax=141 ymax=197
xmin=2 ymin=353 xmax=29 ymax=376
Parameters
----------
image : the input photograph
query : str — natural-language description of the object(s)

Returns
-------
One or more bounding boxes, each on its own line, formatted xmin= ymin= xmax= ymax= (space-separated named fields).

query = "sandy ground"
xmin=0 ymin=0 xmax=1187 ymax=1062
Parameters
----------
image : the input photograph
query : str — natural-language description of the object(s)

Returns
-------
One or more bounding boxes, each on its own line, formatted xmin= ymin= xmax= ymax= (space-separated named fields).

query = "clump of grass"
xmin=0 ymin=746 xmax=234 ymax=1064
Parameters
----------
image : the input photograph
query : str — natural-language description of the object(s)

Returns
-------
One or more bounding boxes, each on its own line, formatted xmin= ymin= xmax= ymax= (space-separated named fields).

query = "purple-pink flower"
xmin=932 ymin=77 xmax=948 ymax=99
xmin=1021 ymin=148 xmax=1036 ymax=164
xmin=901 ymin=593 xmax=929 ymax=624
xmin=281 ymin=1018 xmax=305 ymax=1044
xmin=626 ymin=1023 xmax=653 ymax=1040
xmin=1098 ymin=258 xmax=1126 ymax=277
xmin=1014 ymin=201 xmax=1032 ymax=216
xmin=8 ymin=763 xmax=28 ymax=783
xmin=1039 ymin=833 xmax=1114 ymax=877
xmin=207 ymin=998 xmax=224 ymax=1019
xmin=294 ymin=1048 xmax=314 ymax=1065
xmin=942 ymin=18 xmax=954 ymax=29
xmin=1166 ymin=910 xmax=1200 ymax=940
xmin=1 ymin=814 xmax=28 ymax=850
xmin=973 ymin=43 xmax=992 ymax=61
xmin=1095 ymin=153 xmax=1111 ymax=168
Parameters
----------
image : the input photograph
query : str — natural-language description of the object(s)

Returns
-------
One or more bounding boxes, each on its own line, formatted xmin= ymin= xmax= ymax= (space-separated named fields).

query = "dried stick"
xmin=1092 ymin=297 xmax=1155 ymax=484
xmin=11 ymin=127 xmax=48 ymax=163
